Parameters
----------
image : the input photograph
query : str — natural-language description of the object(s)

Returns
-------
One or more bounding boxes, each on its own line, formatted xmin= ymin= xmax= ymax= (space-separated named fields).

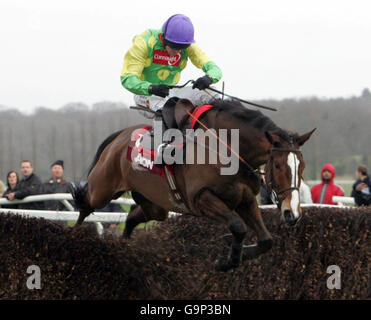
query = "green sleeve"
xmin=121 ymin=74 xmax=152 ymax=96
xmin=202 ymin=61 xmax=222 ymax=84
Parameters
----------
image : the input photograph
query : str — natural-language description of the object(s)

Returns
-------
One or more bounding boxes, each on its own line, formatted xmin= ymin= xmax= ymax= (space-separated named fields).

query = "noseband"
xmin=265 ymin=144 xmax=301 ymax=209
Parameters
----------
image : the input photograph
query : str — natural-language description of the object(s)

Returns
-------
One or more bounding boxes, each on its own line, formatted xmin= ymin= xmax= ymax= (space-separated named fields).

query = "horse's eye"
xmin=274 ymin=162 xmax=280 ymax=169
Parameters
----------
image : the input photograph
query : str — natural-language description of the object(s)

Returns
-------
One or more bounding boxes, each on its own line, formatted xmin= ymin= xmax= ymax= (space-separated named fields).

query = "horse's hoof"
xmin=221 ymin=234 xmax=233 ymax=246
xmin=215 ymin=258 xmax=232 ymax=272
xmin=215 ymin=257 xmax=240 ymax=272
xmin=122 ymin=232 xmax=131 ymax=240
xmin=242 ymin=244 xmax=259 ymax=260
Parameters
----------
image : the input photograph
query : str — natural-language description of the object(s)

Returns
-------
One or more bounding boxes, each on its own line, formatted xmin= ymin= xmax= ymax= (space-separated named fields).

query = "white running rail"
xmin=0 ymin=194 xmax=356 ymax=235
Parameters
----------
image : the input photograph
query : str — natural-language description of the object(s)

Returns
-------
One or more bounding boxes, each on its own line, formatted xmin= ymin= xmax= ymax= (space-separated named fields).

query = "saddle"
xmin=161 ymin=97 xmax=195 ymax=132
xmin=126 ymin=125 xmax=184 ymax=209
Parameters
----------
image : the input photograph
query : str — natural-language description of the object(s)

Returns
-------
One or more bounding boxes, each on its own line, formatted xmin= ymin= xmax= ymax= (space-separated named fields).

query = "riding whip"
xmin=129 ymin=106 xmax=157 ymax=114
xmin=205 ymin=87 xmax=278 ymax=112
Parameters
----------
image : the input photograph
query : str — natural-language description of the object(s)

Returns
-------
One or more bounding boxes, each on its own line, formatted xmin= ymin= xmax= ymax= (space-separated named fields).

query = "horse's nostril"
xmin=284 ymin=210 xmax=294 ymax=220
xmin=283 ymin=210 xmax=298 ymax=226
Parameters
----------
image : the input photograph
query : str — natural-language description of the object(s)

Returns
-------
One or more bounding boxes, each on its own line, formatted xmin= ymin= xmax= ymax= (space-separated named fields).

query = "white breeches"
xmin=134 ymin=87 xmax=220 ymax=119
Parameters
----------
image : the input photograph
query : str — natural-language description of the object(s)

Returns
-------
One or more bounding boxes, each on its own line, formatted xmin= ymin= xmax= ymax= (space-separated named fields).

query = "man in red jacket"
xmin=311 ymin=163 xmax=344 ymax=205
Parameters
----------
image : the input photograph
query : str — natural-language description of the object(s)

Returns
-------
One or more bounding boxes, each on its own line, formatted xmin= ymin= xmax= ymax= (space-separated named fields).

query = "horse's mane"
xmin=212 ymin=99 xmax=298 ymax=144
xmin=87 ymin=129 xmax=125 ymax=176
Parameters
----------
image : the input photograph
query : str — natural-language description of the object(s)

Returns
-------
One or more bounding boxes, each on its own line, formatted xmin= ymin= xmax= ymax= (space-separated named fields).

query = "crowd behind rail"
xmin=0 ymin=160 xmax=124 ymax=236
xmin=0 ymin=160 xmax=370 ymax=213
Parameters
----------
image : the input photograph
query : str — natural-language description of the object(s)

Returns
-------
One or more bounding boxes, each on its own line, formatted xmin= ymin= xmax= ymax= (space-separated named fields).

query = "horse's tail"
xmin=69 ymin=180 xmax=92 ymax=214
xmin=70 ymin=129 xmax=125 ymax=213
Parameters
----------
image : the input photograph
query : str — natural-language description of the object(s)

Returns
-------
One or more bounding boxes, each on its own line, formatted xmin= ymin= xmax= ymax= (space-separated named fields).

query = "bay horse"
xmin=71 ymin=98 xmax=315 ymax=272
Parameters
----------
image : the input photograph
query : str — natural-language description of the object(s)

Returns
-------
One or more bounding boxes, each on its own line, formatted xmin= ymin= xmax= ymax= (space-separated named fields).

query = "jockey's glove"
xmin=192 ymin=75 xmax=213 ymax=90
xmin=149 ymin=84 xmax=170 ymax=98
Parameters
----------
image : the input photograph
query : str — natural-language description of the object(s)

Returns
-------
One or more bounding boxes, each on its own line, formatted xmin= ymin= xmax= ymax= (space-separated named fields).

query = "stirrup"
xmin=154 ymin=143 xmax=167 ymax=168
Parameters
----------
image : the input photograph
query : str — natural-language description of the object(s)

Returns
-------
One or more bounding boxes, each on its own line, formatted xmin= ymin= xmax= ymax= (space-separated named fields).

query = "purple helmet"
xmin=162 ymin=14 xmax=195 ymax=45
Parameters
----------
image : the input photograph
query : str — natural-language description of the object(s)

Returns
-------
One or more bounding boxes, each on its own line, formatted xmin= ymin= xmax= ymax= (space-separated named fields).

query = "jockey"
xmin=120 ymin=14 xmax=222 ymax=167
xmin=120 ymin=14 xmax=222 ymax=111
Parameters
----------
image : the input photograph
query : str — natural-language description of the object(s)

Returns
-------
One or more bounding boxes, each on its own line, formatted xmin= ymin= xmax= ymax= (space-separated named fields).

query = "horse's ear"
xmin=296 ymin=128 xmax=316 ymax=146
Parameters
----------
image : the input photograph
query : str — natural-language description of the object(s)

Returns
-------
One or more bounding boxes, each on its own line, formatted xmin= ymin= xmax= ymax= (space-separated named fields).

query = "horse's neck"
xmin=240 ymin=129 xmax=271 ymax=168
xmin=210 ymin=109 xmax=271 ymax=168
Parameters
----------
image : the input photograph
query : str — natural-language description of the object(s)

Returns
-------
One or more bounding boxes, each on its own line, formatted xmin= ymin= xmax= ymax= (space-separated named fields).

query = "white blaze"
xmin=287 ymin=152 xmax=300 ymax=218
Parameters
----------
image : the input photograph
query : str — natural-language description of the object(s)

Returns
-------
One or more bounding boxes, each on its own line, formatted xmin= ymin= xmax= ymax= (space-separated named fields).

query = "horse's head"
xmin=264 ymin=128 xmax=316 ymax=226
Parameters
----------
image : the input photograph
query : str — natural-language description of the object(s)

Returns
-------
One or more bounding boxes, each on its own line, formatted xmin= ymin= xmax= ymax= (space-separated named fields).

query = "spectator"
xmin=5 ymin=160 xmax=43 ymax=210
xmin=300 ymin=180 xmax=313 ymax=204
xmin=42 ymin=160 xmax=71 ymax=210
xmin=1 ymin=171 xmax=20 ymax=209
xmin=0 ymin=179 xmax=6 ymax=197
xmin=351 ymin=165 xmax=371 ymax=206
xmin=311 ymin=163 xmax=344 ymax=205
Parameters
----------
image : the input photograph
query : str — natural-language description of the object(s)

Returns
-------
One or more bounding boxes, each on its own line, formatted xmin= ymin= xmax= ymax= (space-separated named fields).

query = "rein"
xmin=186 ymin=110 xmax=302 ymax=209
xmin=131 ymin=100 xmax=301 ymax=209
xmin=130 ymin=81 xmax=301 ymax=200
xmin=185 ymin=108 xmax=261 ymax=179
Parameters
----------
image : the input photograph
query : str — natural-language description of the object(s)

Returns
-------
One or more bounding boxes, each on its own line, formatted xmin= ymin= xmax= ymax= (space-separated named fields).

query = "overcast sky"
xmin=0 ymin=0 xmax=370 ymax=112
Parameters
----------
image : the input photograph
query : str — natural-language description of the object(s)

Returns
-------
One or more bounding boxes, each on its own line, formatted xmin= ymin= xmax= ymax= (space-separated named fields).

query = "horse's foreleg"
xmin=196 ymin=189 xmax=247 ymax=272
xmin=234 ymin=198 xmax=273 ymax=261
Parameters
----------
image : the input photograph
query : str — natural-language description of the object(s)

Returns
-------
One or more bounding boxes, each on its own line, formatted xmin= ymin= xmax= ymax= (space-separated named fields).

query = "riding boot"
xmin=154 ymin=130 xmax=176 ymax=168
xmin=153 ymin=97 xmax=182 ymax=168
xmin=152 ymin=110 xmax=168 ymax=168
xmin=155 ymin=129 xmax=186 ymax=168
xmin=154 ymin=143 xmax=168 ymax=168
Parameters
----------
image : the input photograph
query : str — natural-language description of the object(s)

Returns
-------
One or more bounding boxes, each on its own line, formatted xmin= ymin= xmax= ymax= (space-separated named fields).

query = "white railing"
xmin=0 ymin=193 xmax=135 ymax=208
xmin=332 ymin=196 xmax=355 ymax=206
xmin=307 ymin=180 xmax=354 ymax=186
xmin=0 ymin=193 xmax=135 ymax=236
xmin=0 ymin=193 xmax=355 ymax=209
xmin=0 ymin=194 xmax=357 ymax=236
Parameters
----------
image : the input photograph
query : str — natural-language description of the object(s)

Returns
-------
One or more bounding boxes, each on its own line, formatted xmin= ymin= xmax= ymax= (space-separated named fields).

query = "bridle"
xmin=265 ymin=142 xmax=302 ymax=210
